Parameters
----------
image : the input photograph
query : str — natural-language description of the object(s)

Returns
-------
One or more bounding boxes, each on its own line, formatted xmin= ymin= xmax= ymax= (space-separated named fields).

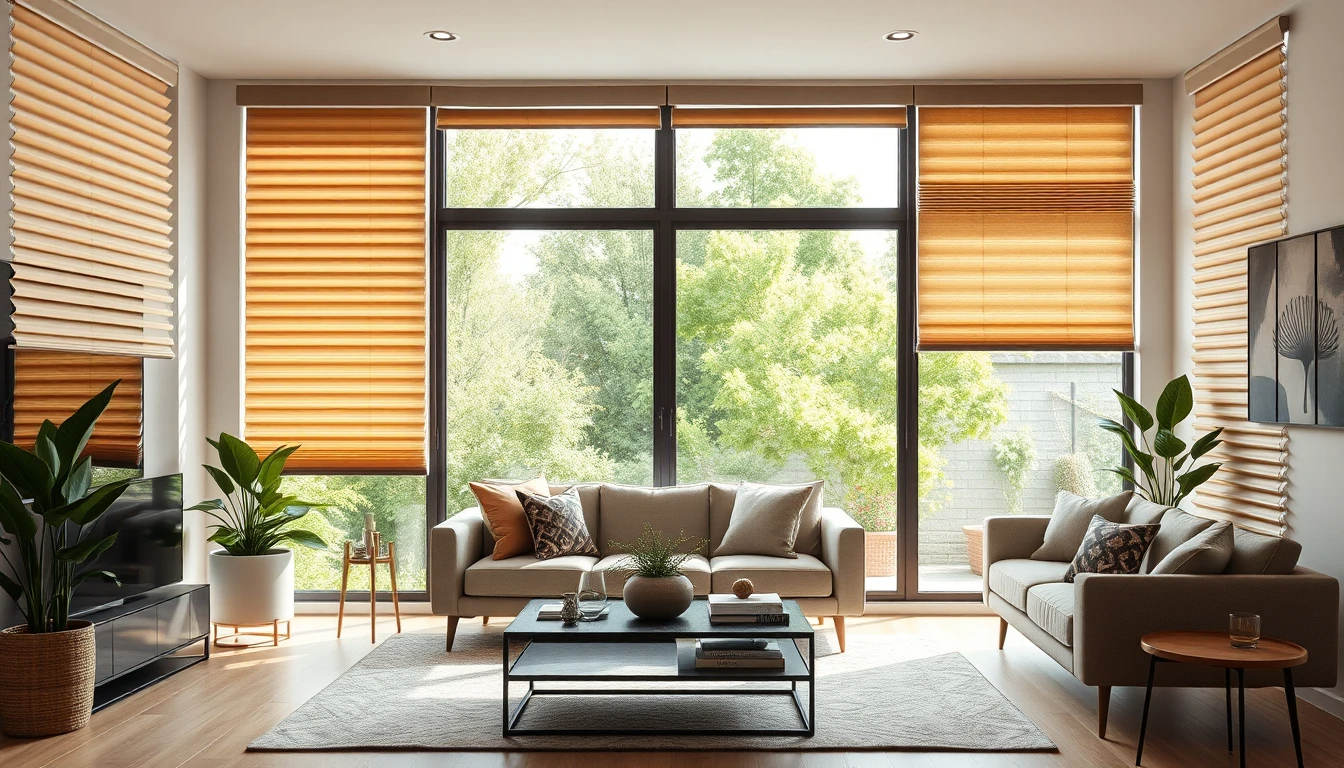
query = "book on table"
xmin=694 ymin=639 xmax=785 ymax=669
xmin=707 ymin=593 xmax=784 ymax=615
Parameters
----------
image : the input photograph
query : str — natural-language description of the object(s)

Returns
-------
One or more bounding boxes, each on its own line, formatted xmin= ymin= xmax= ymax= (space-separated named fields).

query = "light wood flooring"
xmin=2 ymin=614 xmax=1342 ymax=767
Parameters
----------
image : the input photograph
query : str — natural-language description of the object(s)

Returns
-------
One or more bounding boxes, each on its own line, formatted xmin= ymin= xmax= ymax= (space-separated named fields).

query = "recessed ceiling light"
xmin=425 ymin=30 xmax=459 ymax=41
xmin=883 ymin=30 xmax=917 ymax=41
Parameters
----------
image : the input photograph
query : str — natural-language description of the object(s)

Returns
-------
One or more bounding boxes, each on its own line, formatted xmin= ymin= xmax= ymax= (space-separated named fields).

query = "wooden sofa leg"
xmin=831 ymin=616 xmax=846 ymax=653
xmin=445 ymin=617 xmax=460 ymax=652
xmin=482 ymin=616 xmax=489 ymax=626
xmin=998 ymin=617 xmax=1008 ymax=650
xmin=1098 ymin=686 xmax=1111 ymax=739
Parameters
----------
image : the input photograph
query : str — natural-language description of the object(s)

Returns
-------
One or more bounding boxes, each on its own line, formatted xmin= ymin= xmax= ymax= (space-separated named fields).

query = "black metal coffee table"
xmin=501 ymin=598 xmax=816 ymax=737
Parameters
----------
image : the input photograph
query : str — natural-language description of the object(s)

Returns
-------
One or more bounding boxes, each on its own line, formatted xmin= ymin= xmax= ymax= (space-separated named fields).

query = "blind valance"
xmin=435 ymin=107 xmax=660 ymax=129
xmin=671 ymin=107 xmax=906 ymax=128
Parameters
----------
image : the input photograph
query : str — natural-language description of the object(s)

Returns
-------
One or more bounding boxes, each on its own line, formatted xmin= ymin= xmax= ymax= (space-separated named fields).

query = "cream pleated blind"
xmin=1187 ymin=43 xmax=1289 ymax=536
xmin=8 ymin=4 xmax=176 ymax=358
xmin=244 ymin=107 xmax=428 ymax=474
xmin=916 ymin=107 xmax=1135 ymax=350
xmin=12 ymin=349 xmax=143 ymax=466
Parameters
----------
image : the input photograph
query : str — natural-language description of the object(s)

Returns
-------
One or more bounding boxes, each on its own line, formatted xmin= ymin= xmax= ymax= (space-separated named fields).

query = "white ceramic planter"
xmin=208 ymin=549 xmax=294 ymax=626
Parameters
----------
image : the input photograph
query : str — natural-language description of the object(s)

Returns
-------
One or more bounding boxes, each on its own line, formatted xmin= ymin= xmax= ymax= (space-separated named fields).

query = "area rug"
xmin=249 ymin=630 xmax=1055 ymax=752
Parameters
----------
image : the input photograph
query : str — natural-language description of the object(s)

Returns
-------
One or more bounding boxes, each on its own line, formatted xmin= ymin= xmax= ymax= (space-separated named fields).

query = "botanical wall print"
xmin=1317 ymin=229 xmax=1344 ymax=426
xmin=1275 ymin=234 xmax=1317 ymax=424
xmin=1248 ymin=242 xmax=1279 ymax=422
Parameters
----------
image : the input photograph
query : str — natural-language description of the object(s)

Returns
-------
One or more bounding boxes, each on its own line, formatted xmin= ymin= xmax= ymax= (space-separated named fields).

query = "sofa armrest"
xmin=820 ymin=506 xmax=865 ymax=616
xmin=429 ymin=509 xmax=485 ymax=617
xmin=1073 ymin=568 xmax=1339 ymax=688
xmin=981 ymin=515 xmax=1050 ymax=601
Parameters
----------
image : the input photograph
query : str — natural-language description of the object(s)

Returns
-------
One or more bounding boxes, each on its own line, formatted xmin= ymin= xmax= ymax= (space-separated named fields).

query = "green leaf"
xmin=0 ymin=481 xmax=37 ymax=540
xmin=203 ymin=464 xmax=235 ymax=496
xmin=61 ymin=457 xmax=92 ymax=505
xmin=1097 ymin=418 xmax=1140 ymax=455
xmin=0 ymin=441 xmax=55 ymax=502
xmin=1104 ymin=465 xmax=1140 ymax=486
xmin=56 ymin=532 xmax=118 ymax=564
xmin=277 ymin=528 xmax=328 ymax=550
xmin=219 ymin=433 xmax=261 ymax=492
xmin=53 ymin=380 xmax=118 ymax=469
xmin=1189 ymin=428 xmax=1224 ymax=461
xmin=73 ymin=569 xmax=121 ymax=589
xmin=1173 ymin=454 xmax=1188 ymax=471
xmin=1153 ymin=429 xmax=1187 ymax=459
xmin=1177 ymin=462 xmax=1222 ymax=496
xmin=1154 ymin=375 xmax=1194 ymax=431
xmin=256 ymin=445 xmax=299 ymax=491
xmin=46 ymin=480 xmax=130 ymax=527
xmin=0 ymin=569 xmax=22 ymax=603
xmin=1114 ymin=389 xmax=1154 ymax=432
xmin=207 ymin=528 xmax=241 ymax=546
xmin=35 ymin=424 xmax=60 ymax=478
xmin=186 ymin=498 xmax=225 ymax=512
xmin=1131 ymin=450 xmax=1156 ymax=480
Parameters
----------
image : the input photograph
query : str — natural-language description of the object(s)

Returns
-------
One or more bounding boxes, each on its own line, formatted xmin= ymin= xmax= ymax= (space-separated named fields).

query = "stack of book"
xmin=707 ymin=593 xmax=788 ymax=625
xmin=694 ymin=638 xmax=785 ymax=669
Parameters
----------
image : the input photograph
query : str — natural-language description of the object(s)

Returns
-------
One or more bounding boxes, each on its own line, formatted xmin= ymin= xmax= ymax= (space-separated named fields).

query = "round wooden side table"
xmin=1137 ymin=630 xmax=1307 ymax=768
xmin=336 ymin=532 xmax=402 ymax=642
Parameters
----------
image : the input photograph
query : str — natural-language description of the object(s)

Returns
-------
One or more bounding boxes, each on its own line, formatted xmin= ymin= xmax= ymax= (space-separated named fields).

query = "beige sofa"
xmin=984 ymin=507 xmax=1339 ymax=738
xmin=431 ymin=483 xmax=866 ymax=651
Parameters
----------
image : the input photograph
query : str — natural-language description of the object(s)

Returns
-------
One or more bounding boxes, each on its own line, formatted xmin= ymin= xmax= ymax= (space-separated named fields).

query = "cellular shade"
xmin=435 ymin=108 xmax=660 ymax=129
xmin=244 ymin=107 xmax=428 ymax=473
xmin=916 ymin=107 xmax=1135 ymax=350
xmin=12 ymin=349 xmax=143 ymax=467
xmin=671 ymin=107 xmax=906 ymax=128
xmin=8 ymin=4 xmax=176 ymax=358
xmin=1187 ymin=44 xmax=1288 ymax=536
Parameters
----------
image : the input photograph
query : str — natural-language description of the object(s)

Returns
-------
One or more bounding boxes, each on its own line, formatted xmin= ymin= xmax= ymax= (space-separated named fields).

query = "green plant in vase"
xmin=1099 ymin=375 xmax=1223 ymax=506
xmin=607 ymin=524 xmax=704 ymax=620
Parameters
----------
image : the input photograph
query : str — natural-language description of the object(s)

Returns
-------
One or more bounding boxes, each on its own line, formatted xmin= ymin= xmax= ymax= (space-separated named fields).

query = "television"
xmin=70 ymin=473 xmax=184 ymax=616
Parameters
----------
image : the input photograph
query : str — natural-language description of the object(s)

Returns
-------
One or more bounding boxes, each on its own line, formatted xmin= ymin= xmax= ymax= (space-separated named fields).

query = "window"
xmin=284 ymin=475 xmax=427 ymax=591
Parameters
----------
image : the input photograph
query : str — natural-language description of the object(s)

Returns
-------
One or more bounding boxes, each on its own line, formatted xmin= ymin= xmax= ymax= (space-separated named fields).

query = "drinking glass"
xmin=1230 ymin=613 xmax=1261 ymax=648
xmin=577 ymin=571 xmax=608 ymax=621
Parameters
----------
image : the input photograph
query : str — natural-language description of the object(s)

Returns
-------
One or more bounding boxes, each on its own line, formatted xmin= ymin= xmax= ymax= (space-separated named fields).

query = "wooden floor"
xmin=2 ymin=614 xmax=1342 ymax=767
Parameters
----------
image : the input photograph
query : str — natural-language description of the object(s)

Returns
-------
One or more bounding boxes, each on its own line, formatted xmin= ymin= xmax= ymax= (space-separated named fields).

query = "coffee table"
xmin=501 ymin=598 xmax=816 ymax=737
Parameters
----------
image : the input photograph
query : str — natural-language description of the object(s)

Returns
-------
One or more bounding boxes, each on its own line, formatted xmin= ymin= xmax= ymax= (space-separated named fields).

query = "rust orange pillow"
xmin=470 ymin=476 xmax=550 ymax=560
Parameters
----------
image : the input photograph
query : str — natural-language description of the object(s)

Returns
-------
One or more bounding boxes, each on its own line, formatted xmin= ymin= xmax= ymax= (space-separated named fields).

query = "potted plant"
xmin=0 ymin=383 xmax=133 ymax=737
xmin=1100 ymin=375 xmax=1224 ymax=506
xmin=607 ymin=524 xmax=703 ymax=620
xmin=190 ymin=434 xmax=327 ymax=636
xmin=849 ymin=490 xmax=898 ymax=578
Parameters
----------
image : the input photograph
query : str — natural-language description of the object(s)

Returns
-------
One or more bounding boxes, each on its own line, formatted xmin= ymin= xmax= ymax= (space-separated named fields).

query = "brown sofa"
xmin=984 ymin=508 xmax=1339 ymax=738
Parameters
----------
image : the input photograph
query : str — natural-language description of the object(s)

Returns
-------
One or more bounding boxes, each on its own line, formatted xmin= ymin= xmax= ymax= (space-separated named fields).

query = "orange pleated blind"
xmin=244 ymin=108 xmax=429 ymax=473
xmin=436 ymin=107 xmax=660 ymax=129
xmin=916 ymin=107 xmax=1136 ymax=350
xmin=7 ymin=4 xmax=176 ymax=358
xmin=671 ymin=107 xmax=907 ymax=128
xmin=12 ymin=349 xmax=143 ymax=466
xmin=1187 ymin=45 xmax=1289 ymax=536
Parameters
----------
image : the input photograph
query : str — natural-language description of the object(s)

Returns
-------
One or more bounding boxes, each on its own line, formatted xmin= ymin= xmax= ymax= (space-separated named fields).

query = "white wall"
xmin=1173 ymin=0 xmax=1344 ymax=718
xmin=204 ymin=80 xmax=244 ymax=447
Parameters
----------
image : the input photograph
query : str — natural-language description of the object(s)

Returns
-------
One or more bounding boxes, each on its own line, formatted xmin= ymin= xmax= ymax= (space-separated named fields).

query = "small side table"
xmin=337 ymin=532 xmax=402 ymax=642
xmin=1137 ymin=630 xmax=1307 ymax=768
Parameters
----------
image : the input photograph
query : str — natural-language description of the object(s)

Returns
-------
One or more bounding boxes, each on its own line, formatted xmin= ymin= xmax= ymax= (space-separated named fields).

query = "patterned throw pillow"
xmin=1063 ymin=515 xmax=1160 ymax=582
xmin=518 ymin=486 xmax=599 ymax=560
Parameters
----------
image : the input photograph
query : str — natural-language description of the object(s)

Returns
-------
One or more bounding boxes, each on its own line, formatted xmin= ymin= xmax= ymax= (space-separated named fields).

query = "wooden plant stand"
xmin=214 ymin=619 xmax=291 ymax=648
xmin=337 ymin=532 xmax=402 ymax=642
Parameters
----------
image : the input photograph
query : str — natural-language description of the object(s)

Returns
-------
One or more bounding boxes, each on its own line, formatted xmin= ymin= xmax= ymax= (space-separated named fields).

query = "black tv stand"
xmin=77 ymin=584 xmax=210 ymax=712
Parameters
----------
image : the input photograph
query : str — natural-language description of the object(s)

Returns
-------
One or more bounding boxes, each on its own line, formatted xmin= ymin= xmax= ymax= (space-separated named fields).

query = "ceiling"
xmin=77 ymin=0 xmax=1295 ymax=82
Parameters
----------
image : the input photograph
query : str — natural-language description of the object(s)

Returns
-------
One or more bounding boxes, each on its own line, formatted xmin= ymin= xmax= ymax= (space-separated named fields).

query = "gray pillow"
xmin=1149 ymin=521 xmax=1234 ymax=574
xmin=1031 ymin=491 xmax=1134 ymax=561
xmin=1142 ymin=509 xmax=1215 ymax=573
xmin=1225 ymin=528 xmax=1303 ymax=574
xmin=1124 ymin=495 xmax=1171 ymax=526
xmin=714 ymin=482 xmax=812 ymax=559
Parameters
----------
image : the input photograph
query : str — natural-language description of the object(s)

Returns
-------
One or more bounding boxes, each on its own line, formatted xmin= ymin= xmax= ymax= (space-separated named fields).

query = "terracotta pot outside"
xmin=0 ymin=620 xmax=97 ymax=737
xmin=865 ymin=530 xmax=899 ymax=578
xmin=622 ymin=574 xmax=694 ymax=620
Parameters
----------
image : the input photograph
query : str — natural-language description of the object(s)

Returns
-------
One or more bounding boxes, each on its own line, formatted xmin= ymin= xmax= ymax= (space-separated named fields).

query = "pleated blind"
xmin=12 ymin=349 xmax=143 ymax=466
xmin=1187 ymin=45 xmax=1289 ymax=536
xmin=244 ymin=108 xmax=428 ymax=473
xmin=7 ymin=4 xmax=176 ymax=358
xmin=916 ymin=107 xmax=1136 ymax=350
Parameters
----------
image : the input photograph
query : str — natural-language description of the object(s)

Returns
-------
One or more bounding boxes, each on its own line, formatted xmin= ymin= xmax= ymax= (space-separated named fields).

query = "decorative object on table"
xmin=575 ymin=570 xmax=608 ymax=621
xmin=0 ymin=382 xmax=133 ymax=737
xmin=190 ymin=433 xmax=328 ymax=647
xmin=362 ymin=512 xmax=376 ymax=559
xmin=1062 ymin=515 xmax=1160 ymax=582
xmin=538 ymin=602 xmax=608 ymax=621
xmin=1137 ymin=630 xmax=1307 ymax=768
xmin=708 ymin=592 xmax=789 ymax=625
xmin=517 ymin=486 xmax=599 ymax=560
xmin=336 ymin=531 xmax=402 ymax=642
xmin=1100 ymin=374 xmax=1223 ymax=506
xmin=559 ymin=592 xmax=581 ymax=625
xmin=731 ymin=577 xmax=754 ymax=598
xmin=606 ymin=524 xmax=703 ymax=620
xmin=1229 ymin=613 xmax=1261 ymax=649
xmin=694 ymin=638 xmax=785 ymax=669
xmin=1248 ymin=225 xmax=1344 ymax=425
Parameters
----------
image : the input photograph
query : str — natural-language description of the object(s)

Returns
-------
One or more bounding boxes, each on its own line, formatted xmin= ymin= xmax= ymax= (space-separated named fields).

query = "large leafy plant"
xmin=190 ymin=434 xmax=327 ymax=556
xmin=0 ymin=383 xmax=132 ymax=633
xmin=1099 ymin=375 xmax=1223 ymax=507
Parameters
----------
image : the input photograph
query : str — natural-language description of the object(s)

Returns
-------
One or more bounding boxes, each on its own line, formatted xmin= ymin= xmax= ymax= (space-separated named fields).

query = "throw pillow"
xmin=713 ymin=482 xmax=813 ymax=559
xmin=518 ymin=486 xmax=599 ymax=560
xmin=469 ymin=475 xmax=551 ymax=560
xmin=1225 ymin=527 xmax=1303 ymax=574
xmin=1031 ymin=490 xmax=1134 ymax=561
xmin=1124 ymin=495 xmax=1171 ymax=526
xmin=1142 ymin=508 xmax=1215 ymax=573
xmin=1063 ymin=515 xmax=1160 ymax=582
xmin=1150 ymin=521 xmax=1234 ymax=574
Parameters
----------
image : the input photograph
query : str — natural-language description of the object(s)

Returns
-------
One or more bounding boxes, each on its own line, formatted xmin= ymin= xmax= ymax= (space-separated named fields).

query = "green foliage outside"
xmin=992 ymin=428 xmax=1038 ymax=515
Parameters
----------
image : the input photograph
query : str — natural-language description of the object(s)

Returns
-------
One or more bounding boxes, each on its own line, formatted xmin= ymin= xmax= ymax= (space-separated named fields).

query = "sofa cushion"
xmin=479 ymin=482 xmax=599 ymax=559
xmin=1026 ymin=583 xmax=1075 ymax=647
xmin=1031 ymin=490 xmax=1133 ymax=561
xmin=470 ymin=476 xmax=550 ymax=560
xmin=715 ymin=482 xmax=813 ymax=559
xmin=599 ymin=484 xmax=709 ymax=557
xmin=595 ymin=554 xmax=711 ymax=596
xmin=464 ymin=554 xmax=597 ymax=597
xmin=710 ymin=481 xmax=824 ymax=558
xmin=1150 ymin=520 xmax=1234 ymax=575
xmin=1125 ymin=495 xmax=1171 ymax=526
xmin=1142 ymin=508 xmax=1215 ymax=573
xmin=519 ymin=487 xmax=600 ymax=560
xmin=710 ymin=554 xmax=832 ymax=597
xmin=1226 ymin=528 xmax=1303 ymax=575
xmin=1064 ymin=515 xmax=1159 ymax=582
xmin=988 ymin=559 xmax=1070 ymax=612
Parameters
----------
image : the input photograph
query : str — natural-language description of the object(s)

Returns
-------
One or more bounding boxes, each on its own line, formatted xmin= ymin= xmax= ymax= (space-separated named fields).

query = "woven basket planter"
xmin=963 ymin=524 xmax=985 ymax=576
xmin=864 ymin=531 xmax=899 ymax=578
xmin=0 ymin=620 xmax=97 ymax=737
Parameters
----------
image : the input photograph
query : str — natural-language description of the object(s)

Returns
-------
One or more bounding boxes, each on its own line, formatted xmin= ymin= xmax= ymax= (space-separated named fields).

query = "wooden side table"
xmin=1137 ymin=630 xmax=1307 ymax=768
xmin=336 ymin=532 xmax=402 ymax=642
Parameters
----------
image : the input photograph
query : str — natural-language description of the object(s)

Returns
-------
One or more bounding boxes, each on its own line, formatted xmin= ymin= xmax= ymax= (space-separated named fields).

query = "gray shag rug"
xmin=250 ymin=630 xmax=1054 ymax=752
